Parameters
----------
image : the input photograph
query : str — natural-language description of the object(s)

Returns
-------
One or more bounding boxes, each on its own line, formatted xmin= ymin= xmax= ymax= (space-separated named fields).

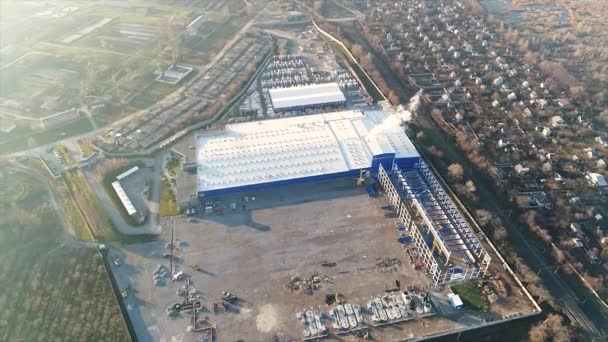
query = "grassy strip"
xmin=55 ymin=143 xmax=75 ymax=167
xmin=166 ymin=157 xmax=180 ymax=177
xmin=452 ymin=282 xmax=490 ymax=311
xmin=159 ymin=178 xmax=180 ymax=217
xmin=64 ymin=170 xmax=122 ymax=241
xmin=78 ymin=139 xmax=95 ymax=156
xmin=61 ymin=195 xmax=94 ymax=241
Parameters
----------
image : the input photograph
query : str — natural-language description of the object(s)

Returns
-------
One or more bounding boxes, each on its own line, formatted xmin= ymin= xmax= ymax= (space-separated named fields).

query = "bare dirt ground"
xmin=109 ymin=179 xmax=537 ymax=341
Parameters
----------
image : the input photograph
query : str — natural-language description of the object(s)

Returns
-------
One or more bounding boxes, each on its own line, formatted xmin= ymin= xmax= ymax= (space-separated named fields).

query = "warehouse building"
xmin=268 ymin=83 xmax=346 ymax=113
xmin=196 ymin=109 xmax=420 ymax=198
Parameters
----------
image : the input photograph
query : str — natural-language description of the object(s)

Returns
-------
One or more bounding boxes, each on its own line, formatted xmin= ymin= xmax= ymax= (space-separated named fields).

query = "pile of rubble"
xmin=212 ymin=291 xmax=238 ymax=314
xmin=478 ymin=279 xmax=499 ymax=306
xmin=167 ymin=282 xmax=203 ymax=317
xmin=376 ymin=257 xmax=402 ymax=269
xmin=287 ymin=274 xmax=329 ymax=295
xmin=153 ymin=264 xmax=169 ymax=287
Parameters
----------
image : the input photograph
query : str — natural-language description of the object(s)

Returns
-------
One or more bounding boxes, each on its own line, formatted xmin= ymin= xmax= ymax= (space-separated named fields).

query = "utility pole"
xmin=170 ymin=218 xmax=175 ymax=277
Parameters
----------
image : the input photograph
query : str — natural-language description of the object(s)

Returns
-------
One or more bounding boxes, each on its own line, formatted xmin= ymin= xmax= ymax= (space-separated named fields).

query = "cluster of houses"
xmin=358 ymin=0 xmax=608 ymax=279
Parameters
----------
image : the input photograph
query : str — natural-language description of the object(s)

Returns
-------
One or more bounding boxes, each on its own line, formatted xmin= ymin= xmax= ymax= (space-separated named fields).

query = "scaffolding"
xmin=378 ymin=162 xmax=491 ymax=285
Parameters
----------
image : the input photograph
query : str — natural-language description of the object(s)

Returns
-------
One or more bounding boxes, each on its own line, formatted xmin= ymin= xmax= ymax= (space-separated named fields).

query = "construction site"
xmin=112 ymin=175 xmax=538 ymax=341
xmin=110 ymin=106 xmax=539 ymax=341
xmin=102 ymin=9 xmax=540 ymax=340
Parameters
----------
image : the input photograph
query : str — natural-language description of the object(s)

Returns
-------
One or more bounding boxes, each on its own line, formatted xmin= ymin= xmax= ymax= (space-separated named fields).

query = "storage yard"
xmin=112 ymin=177 xmax=537 ymax=341
xmin=234 ymin=26 xmax=369 ymax=121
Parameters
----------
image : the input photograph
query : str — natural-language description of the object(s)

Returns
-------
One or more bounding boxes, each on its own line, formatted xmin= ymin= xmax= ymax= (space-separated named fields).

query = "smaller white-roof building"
xmin=269 ymin=83 xmax=346 ymax=112
xmin=116 ymin=166 xmax=140 ymax=181
xmin=112 ymin=181 xmax=137 ymax=216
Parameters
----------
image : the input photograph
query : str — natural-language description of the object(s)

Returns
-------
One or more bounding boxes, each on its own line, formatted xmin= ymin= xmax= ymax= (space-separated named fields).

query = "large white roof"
xmin=196 ymin=110 xmax=418 ymax=193
xmin=269 ymin=83 xmax=346 ymax=110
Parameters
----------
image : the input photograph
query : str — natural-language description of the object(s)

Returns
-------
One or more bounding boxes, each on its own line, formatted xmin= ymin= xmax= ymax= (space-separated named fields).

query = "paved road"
xmin=82 ymin=155 xmax=164 ymax=235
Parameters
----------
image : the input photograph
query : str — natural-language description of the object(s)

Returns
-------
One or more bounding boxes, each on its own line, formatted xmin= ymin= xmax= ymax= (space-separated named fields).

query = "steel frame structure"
xmin=378 ymin=163 xmax=491 ymax=285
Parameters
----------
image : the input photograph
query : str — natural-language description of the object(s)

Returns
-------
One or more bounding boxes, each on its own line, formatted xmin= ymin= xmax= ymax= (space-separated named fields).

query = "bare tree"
xmin=598 ymin=109 xmax=608 ymax=125
xmin=427 ymin=145 xmax=444 ymax=158
xmin=388 ymin=91 xmax=399 ymax=105
xmin=493 ymin=225 xmax=508 ymax=243
xmin=465 ymin=180 xmax=477 ymax=193
xmin=529 ymin=314 xmax=574 ymax=342
xmin=351 ymin=44 xmax=364 ymax=59
xmin=448 ymin=163 xmax=464 ymax=181
xmin=475 ymin=209 xmax=494 ymax=226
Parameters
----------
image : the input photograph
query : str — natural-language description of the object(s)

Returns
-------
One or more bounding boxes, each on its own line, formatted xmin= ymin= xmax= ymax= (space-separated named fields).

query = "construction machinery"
xmin=221 ymin=291 xmax=238 ymax=304
xmin=356 ymin=169 xmax=365 ymax=187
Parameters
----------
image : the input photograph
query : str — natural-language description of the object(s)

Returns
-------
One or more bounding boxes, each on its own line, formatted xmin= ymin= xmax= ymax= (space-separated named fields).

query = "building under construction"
xmin=378 ymin=162 xmax=491 ymax=285
xmin=193 ymin=107 xmax=490 ymax=284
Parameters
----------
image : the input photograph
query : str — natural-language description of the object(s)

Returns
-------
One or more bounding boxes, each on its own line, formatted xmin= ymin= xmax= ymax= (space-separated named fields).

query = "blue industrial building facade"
xmin=198 ymin=155 xmax=421 ymax=198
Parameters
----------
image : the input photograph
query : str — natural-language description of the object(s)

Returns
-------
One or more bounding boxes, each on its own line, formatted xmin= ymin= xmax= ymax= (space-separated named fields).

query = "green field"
xmin=0 ymin=169 xmax=129 ymax=340
xmin=451 ymin=282 xmax=491 ymax=311
xmin=128 ymin=77 xmax=183 ymax=110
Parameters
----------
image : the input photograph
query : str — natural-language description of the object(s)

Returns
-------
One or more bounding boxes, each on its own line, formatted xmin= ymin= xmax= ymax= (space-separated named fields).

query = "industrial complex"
xmin=11 ymin=0 xmax=608 ymax=341
xmin=103 ymin=19 xmax=539 ymax=342
xmin=194 ymin=106 xmax=490 ymax=285
xmin=122 ymin=101 xmax=540 ymax=341
xmin=195 ymin=109 xmax=417 ymax=197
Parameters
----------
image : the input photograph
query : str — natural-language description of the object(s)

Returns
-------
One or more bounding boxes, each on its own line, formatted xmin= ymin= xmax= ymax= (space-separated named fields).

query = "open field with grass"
xmin=0 ymin=0 xmax=254 ymax=153
xmin=452 ymin=281 xmax=491 ymax=312
xmin=78 ymin=137 xmax=95 ymax=156
xmin=0 ymin=169 xmax=129 ymax=341
xmin=0 ymin=118 xmax=93 ymax=155
xmin=159 ymin=178 xmax=180 ymax=216
xmin=64 ymin=169 xmax=123 ymax=241
xmin=0 ymin=53 xmax=81 ymax=116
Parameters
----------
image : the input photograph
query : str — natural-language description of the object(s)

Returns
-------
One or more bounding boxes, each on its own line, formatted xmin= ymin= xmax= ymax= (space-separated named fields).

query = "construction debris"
xmin=288 ymin=274 xmax=326 ymax=295
xmin=172 ymin=271 xmax=186 ymax=281
xmin=376 ymin=257 xmax=402 ymax=268
xmin=153 ymin=264 xmax=169 ymax=287
xmin=221 ymin=291 xmax=238 ymax=303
